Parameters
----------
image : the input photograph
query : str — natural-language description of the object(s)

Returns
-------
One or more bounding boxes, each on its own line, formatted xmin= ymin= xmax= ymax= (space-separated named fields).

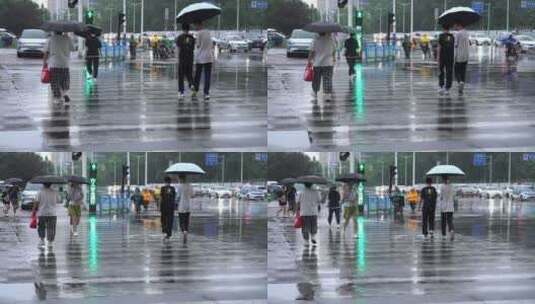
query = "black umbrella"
xmin=30 ymin=175 xmax=67 ymax=184
xmin=335 ymin=173 xmax=366 ymax=183
xmin=438 ymin=7 xmax=480 ymax=27
xmin=280 ymin=178 xmax=297 ymax=185
xmin=295 ymin=175 xmax=328 ymax=185
xmin=65 ymin=175 xmax=89 ymax=184
xmin=4 ymin=178 xmax=24 ymax=186
xmin=41 ymin=20 xmax=87 ymax=33
xmin=303 ymin=21 xmax=344 ymax=33
xmin=176 ymin=2 xmax=221 ymax=24
xmin=74 ymin=24 xmax=102 ymax=38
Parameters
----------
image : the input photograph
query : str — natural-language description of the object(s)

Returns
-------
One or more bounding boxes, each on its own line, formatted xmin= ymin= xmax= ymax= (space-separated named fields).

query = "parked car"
xmin=21 ymin=183 xmax=41 ymax=210
xmin=470 ymin=32 xmax=491 ymax=46
xmin=211 ymin=186 xmax=232 ymax=199
xmin=267 ymin=29 xmax=285 ymax=47
xmin=458 ymin=185 xmax=480 ymax=197
xmin=226 ymin=35 xmax=249 ymax=52
xmin=212 ymin=36 xmax=230 ymax=52
xmin=510 ymin=186 xmax=535 ymax=201
xmin=519 ymin=189 xmax=535 ymax=201
xmin=245 ymin=190 xmax=265 ymax=201
xmin=17 ymin=29 xmax=48 ymax=57
xmin=480 ymin=187 xmax=503 ymax=199
xmin=286 ymin=29 xmax=315 ymax=57
xmin=246 ymin=33 xmax=267 ymax=51
xmin=0 ymin=31 xmax=16 ymax=47
xmin=516 ymin=35 xmax=535 ymax=53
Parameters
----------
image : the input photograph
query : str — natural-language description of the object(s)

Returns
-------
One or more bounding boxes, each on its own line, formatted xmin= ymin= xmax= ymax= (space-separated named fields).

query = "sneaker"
xmin=311 ymin=238 xmax=317 ymax=246
xmin=38 ymin=239 xmax=45 ymax=248
xmin=336 ymin=225 xmax=340 ymax=230
xmin=73 ymin=231 xmax=79 ymax=236
xmin=47 ymin=241 xmax=53 ymax=249
xmin=450 ymin=231 xmax=455 ymax=240
xmin=458 ymin=82 xmax=464 ymax=94
xmin=178 ymin=92 xmax=185 ymax=100
xmin=444 ymin=89 xmax=450 ymax=96
xmin=438 ymin=87 xmax=445 ymax=95
xmin=430 ymin=231 xmax=434 ymax=238
xmin=204 ymin=94 xmax=210 ymax=100
xmin=63 ymin=95 xmax=70 ymax=103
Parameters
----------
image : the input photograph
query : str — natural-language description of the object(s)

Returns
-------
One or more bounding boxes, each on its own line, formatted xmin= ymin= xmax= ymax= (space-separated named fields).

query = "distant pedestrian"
xmin=85 ymin=33 xmax=101 ymax=79
xmin=66 ymin=182 xmax=84 ymax=236
xmin=287 ymin=184 xmax=297 ymax=216
xmin=131 ymin=188 xmax=143 ymax=215
xmin=32 ymin=183 xmax=61 ymax=249
xmin=308 ymin=32 xmax=336 ymax=101
xmin=327 ymin=186 xmax=341 ymax=228
xmin=176 ymin=23 xmax=195 ymax=100
xmin=407 ymin=188 xmax=418 ymax=213
xmin=344 ymin=32 xmax=359 ymax=77
xmin=276 ymin=187 xmax=288 ymax=217
xmin=438 ymin=176 xmax=455 ymax=240
xmin=8 ymin=185 xmax=20 ymax=217
xmin=420 ymin=177 xmax=437 ymax=238
xmin=129 ymin=35 xmax=137 ymax=59
xmin=402 ymin=35 xmax=411 ymax=59
xmin=192 ymin=21 xmax=214 ymax=100
xmin=297 ymin=183 xmax=321 ymax=246
xmin=341 ymin=183 xmax=358 ymax=236
xmin=160 ymin=176 xmax=176 ymax=240
xmin=454 ymin=23 xmax=470 ymax=95
xmin=177 ymin=175 xmax=193 ymax=243
xmin=43 ymin=32 xmax=75 ymax=103
xmin=151 ymin=35 xmax=160 ymax=59
xmin=1 ymin=187 xmax=9 ymax=216
xmin=420 ymin=33 xmax=431 ymax=60
xmin=437 ymin=24 xmax=455 ymax=95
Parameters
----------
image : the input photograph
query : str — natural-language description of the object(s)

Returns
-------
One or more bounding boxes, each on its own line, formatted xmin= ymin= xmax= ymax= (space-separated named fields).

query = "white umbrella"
xmin=176 ymin=2 xmax=221 ymax=24
xmin=426 ymin=165 xmax=465 ymax=177
xmin=165 ymin=163 xmax=206 ymax=175
xmin=438 ymin=7 xmax=480 ymax=27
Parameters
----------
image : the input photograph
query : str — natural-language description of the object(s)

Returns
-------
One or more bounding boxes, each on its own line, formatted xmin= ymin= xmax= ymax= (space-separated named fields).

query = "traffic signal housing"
xmin=85 ymin=9 xmax=95 ymax=24
xmin=358 ymin=162 xmax=365 ymax=175
xmin=339 ymin=152 xmax=351 ymax=161
xmin=388 ymin=13 xmax=395 ymax=25
xmin=89 ymin=162 xmax=98 ymax=179
xmin=118 ymin=13 xmax=126 ymax=26
xmin=337 ymin=0 xmax=348 ymax=8
xmin=68 ymin=0 xmax=78 ymax=9
xmin=72 ymin=152 xmax=82 ymax=161
xmin=355 ymin=10 xmax=364 ymax=27
xmin=389 ymin=165 xmax=397 ymax=178
xmin=122 ymin=165 xmax=129 ymax=178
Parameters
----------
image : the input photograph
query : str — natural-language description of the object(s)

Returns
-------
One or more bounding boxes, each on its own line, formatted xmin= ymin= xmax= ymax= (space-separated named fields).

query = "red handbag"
xmin=304 ymin=63 xmax=314 ymax=82
xmin=30 ymin=210 xmax=37 ymax=229
xmin=41 ymin=65 xmax=50 ymax=84
xmin=294 ymin=210 xmax=303 ymax=229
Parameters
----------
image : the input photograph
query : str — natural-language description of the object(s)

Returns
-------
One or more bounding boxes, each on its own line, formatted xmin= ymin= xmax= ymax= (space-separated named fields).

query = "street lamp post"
xmin=136 ymin=155 xmax=141 ymax=185
xmin=401 ymin=3 xmax=409 ymax=33
xmin=506 ymin=0 xmax=510 ymax=32
xmin=141 ymin=0 xmax=144 ymax=35
xmin=410 ymin=0 xmax=414 ymax=38
xmin=236 ymin=0 xmax=240 ymax=31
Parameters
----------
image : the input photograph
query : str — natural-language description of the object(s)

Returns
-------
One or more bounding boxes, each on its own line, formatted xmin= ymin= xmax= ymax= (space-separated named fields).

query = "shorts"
xmin=344 ymin=206 xmax=357 ymax=221
xmin=278 ymin=200 xmax=287 ymax=206
xmin=69 ymin=205 xmax=81 ymax=217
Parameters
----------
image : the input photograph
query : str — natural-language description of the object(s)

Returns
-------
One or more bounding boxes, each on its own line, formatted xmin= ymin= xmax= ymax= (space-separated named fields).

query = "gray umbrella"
xmin=335 ymin=173 xmax=366 ymax=183
xmin=30 ymin=175 xmax=67 ymax=184
xmin=280 ymin=178 xmax=297 ymax=185
xmin=303 ymin=21 xmax=344 ymax=33
xmin=65 ymin=175 xmax=89 ymax=184
xmin=295 ymin=175 xmax=329 ymax=185
xmin=4 ymin=178 xmax=24 ymax=186
xmin=41 ymin=21 xmax=86 ymax=33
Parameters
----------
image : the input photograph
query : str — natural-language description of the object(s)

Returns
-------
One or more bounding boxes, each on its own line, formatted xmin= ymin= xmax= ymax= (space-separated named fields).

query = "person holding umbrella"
xmin=175 ymin=23 xmax=195 ymax=100
xmin=43 ymin=31 xmax=75 ymax=103
xmin=66 ymin=180 xmax=84 ymax=236
xmin=297 ymin=182 xmax=322 ymax=246
xmin=7 ymin=184 xmax=20 ymax=217
xmin=192 ymin=21 xmax=214 ymax=100
xmin=327 ymin=185 xmax=341 ymax=228
xmin=160 ymin=176 xmax=176 ymax=240
xmin=32 ymin=181 xmax=62 ymax=249
xmin=419 ymin=177 xmax=438 ymax=238
xmin=343 ymin=32 xmax=359 ymax=77
xmin=439 ymin=175 xmax=456 ymax=240
xmin=308 ymin=30 xmax=336 ymax=101
xmin=85 ymin=32 xmax=102 ymax=79
xmin=341 ymin=183 xmax=358 ymax=236
xmin=177 ymin=174 xmax=193 ymax=243
xmin=454 ymin=22 xmax=470 ymax=95
xmin=131 ymin=187 xmax=143 ymax=216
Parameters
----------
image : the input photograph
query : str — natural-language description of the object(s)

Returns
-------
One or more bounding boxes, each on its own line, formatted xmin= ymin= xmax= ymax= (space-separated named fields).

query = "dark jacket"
xmin=160 ymin=185 xmax=176 ymax=212
xmin=328 ymin=189 xmax=341 ymax=209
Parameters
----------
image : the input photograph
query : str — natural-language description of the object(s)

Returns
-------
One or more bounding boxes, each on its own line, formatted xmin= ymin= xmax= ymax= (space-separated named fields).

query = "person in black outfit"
xmin=420 ymin=177 xmax=437 ymax=238
xmin=286 ymin=185 xmax=297 ymax=215
xmin=327 ymin=186 xmax=341 ymax=228
xmin=160 ymin=176 xmax=176 ymax=240
xmin=85 ymin=33 xmax=101 ymax=79
xmin=175 ymin=23 xmax=195 ymax=99
xmin=344 ymin=32 xmax=359 ymax=76
xmin=437 ymin=24 xmax=455 ymax=95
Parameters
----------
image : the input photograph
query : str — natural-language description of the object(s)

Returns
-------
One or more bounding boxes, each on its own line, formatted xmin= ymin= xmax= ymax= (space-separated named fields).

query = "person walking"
xmin=407 ymin=188 xmax=419 ymax=213
xmin=287 ymin=184 xmax=297 ymax=216
xmin=131 ymin=188 xmax=143 ymax=216
xmin=8 ymin=185 xmax=20 ymax=217
xmin=176 ymin=23 xmax=195 ymax=100
xmin=341 ymin=183 xmax=358 ymax=236
xmin=344 ymin=32 xmax=359 ymax=78
xmin=276 ymin=187 xmax=288 ymax=217
xmin=402 ymin=35 xmax=412 ymax=59
xmin=66 ymin=182 xmax=84 ymax=236
xmin=1 ymin=187 xmax=9 ymax=217
xmin=160 ymin=176 xmax=176 ymax=240
xmin=437 ymin=24 xmax=455 ymax=95
xmin=439 ymin=176 xmax=455 ymax=240
xmin=308 ymin=32 xmax=336 ymax=101
xmin=420 ymin=33 xmax=431 ymax=60
xmin=43 ymin=32 xmax=75 ymax=103
xmin=129 ymin=35 xmax=137 ymax=59
xmin=297 ymin=183 xmax=321 ymax=246
xmin=192 ymin=21 xmax=214 ymax=100
xmin=85 ymin=33 xmax=101 ymax=79
xmin=177 ymin=175 xmax=193 ymax=243
xmin=32 ymin=183 xmax=61 ymax=249
xmin=454 ymin=23 xmax=470 ymax=95
xmin=327 ymin=186 xmax=341 ymax=228
xmin=420 ymin=177 xmax=437 ymax=238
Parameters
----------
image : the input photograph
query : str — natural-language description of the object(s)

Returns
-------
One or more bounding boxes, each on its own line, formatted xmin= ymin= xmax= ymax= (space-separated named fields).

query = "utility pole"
xmin=141 ymin=0 xmax=144 ymax=35
xmin=394 ymin=152 xmax=398 ymax=186
xmin=444 ymin=0 xmax=447 ymax=11
xmin=348 ymin=0 xmax=354 ymax=28
xmin=123 ymin=0 xmax=127 ymax=41
xmin=174 ymin=0 xmax=178 ymax=31
xmin=410 ymin=0 xmax=414 ymax=38
xmin=236 ymin=0 xmax=240 ymax=31
xmin=506 ymin=0 xmax=510 ymax=32
xmin=508 ymin=152 xmax=512 ymax=185
xmin=412 ymin=152 xmax=416 ymax=185
xmin=240 ymin=153 xmax=244 ymax=184
xmin=136 ymin=155 xmax=141 ymax=185
xmin=144 ymin=152 xmax=148 ymax=185
xmin=392 ymin=0 xmax=396 ymax=42
xmin=401 ymin=3 xmax=409 ymax=33
xmin=77 ymin=0 xmax=83 ymax=58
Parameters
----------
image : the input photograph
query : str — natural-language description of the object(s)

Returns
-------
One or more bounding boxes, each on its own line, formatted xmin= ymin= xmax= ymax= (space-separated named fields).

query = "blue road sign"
xmin=523 ymin=153 xmax=535 ymax=161
xmin=473 ymin=153 xmax=487 ymax=166
xmin=250 ymin=0 xmax=268 ymax=10
xmin=205 ymin=153 xmax=219 ymax=167
xmin=521 ymin=0 xmax=535 ymax=9
xmin=472 ymin=1 xmax=484 ymax=13
xmin=255 ymin=153 xmax=268 ymax=161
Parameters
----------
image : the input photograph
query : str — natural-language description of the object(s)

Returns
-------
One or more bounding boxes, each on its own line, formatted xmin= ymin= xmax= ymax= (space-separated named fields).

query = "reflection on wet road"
xmin=268 ymin=198 xmax=535 ymax=303
xmin=0 ymin=198 xmax=267 ymax=303
xmin=267 ymin=47 xmax=535 ymax=151
xmin=0 ymin=49 xmax=267 ymax=151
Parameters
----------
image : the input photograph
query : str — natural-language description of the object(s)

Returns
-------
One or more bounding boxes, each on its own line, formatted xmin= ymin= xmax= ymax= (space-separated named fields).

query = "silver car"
xmin=17 ymin=29 xmax=48 ymax=58
xmin=286 ymin=29 xmax=315 ymax=58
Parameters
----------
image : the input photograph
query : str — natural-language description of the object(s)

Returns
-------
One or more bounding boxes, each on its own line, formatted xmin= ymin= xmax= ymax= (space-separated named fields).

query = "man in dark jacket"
xmin=175 ymin=23 xmax=195 ymax=99
xmin=420 ymin=177 xmax=438 ymax=238
xmin=327 ymin=186 xmax=341 ymax=228
xmin=160 ymin=176 xmax=176 ymax=239
xmin=437 ymin=24 xmax=455 ymax=95
xmin=344 ymin=32 xmax=359 ymax=77
xmin=85 ymin=33 xmax=101 ymax=79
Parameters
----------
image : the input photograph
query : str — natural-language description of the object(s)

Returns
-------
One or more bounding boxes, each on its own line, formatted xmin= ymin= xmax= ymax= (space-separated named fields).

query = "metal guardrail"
xmin=364 ymin=194 xmax=393 ymax=214
xmin=364 ymin=42 xmax=397 ymax=62
xmin=97 ymin=194 xmax=131 ymax=215
xmin=101 ymin=43 xmax=127 ymax=61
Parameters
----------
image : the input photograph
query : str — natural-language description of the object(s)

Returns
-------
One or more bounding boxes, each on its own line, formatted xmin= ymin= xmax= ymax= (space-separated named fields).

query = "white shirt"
xmin=297 ymin=188 xmax=321 ymax=216
xmin=311 ymin=34 xmax=336 ymax=67
xmin=37 ymin=188 xmax=61 ymax=217
xmin=454 ymin=29 xmax=470 ymax=63
xmin=68 ymin=186 xmax=84 ymax=206
xmin=177 ymin=183 xmax=193 ymax=213
xmin=439 ymin=184 xmax=455 ymax=212
xmin=44 ymin=34 xmax=74 ymax=68
xmin=195 ymin=30 xmax=214 ymax=64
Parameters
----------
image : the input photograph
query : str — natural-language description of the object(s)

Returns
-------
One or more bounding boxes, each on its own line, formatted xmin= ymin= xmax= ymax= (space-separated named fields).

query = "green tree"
xmin=0 ymin=0 xmax=49 ymax=35
xmin=267 ymin=152 xmax=321 ymax=181
xmin=0 ymin=153 xmax=53 ymax=182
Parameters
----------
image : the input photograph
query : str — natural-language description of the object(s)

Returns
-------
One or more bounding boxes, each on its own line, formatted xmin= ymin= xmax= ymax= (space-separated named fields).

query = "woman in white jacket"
xmin=439 ymin=176 xmax=455 ymax=240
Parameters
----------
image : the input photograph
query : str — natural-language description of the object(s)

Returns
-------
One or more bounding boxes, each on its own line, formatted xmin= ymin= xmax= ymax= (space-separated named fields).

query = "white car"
xmin=458 ymin=186 xmax=480 ymax=197
xmin=212 ymin=187 xmax=232 ymax=199
xmin=21 ymin=183 xmax=41 ymax=210
xmin=17 ymin=29 xmax=48 ymax=57
xmin=516 ymin=35 xmax=535 ymax=52
xmin=245 ymin=191 xmax=265 ymax=201
xmin=226 ymin=35 xmax=249 ymax=52
xmin=480 ymin=187 xmax=503 ymax=199
xmin=470 ymin=33 xmax=491 ymax=46
xmin=286 ymin=29 xmax=315 ymax=57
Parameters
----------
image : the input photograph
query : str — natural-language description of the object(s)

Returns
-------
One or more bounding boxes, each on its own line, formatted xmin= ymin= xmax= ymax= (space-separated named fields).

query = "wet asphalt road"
xmin=267 ymin=46 xmax=535 ymax=151
xmin=0 ymin=197 xmax=267 ymax=303
xmin=0 ymin=49 xmax=267 ymax=151
xmin=268 ymin=197 xmax=535 ymax=303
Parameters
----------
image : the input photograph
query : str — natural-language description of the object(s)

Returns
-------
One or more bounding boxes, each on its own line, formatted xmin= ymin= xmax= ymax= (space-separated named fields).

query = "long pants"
xmin=301 ymin=215 xmax=318 ymax=241
xmin=422 ymin=207 xmax=436 ymax=236
xmin=86 ymin=56 xmax=99 ymax=78
xmin=439 ymin=60 xmax=453 ymax=89
xmin=178 ymin=62 xmax=194 ymax=94
xmin=328 ymin=208 xmax=340 ymax=225
xmin=178 ymin=212 xmax=190 ymax=232
xmin=38 ymin=216 xmax=57 ymax=242
xmin=441 ymin=212 xmax=454 ymax=236
xmin=403 ymin=46 xmax=411 ymax=59
xmin=455 ymin=61 xmax=468 ymax=83
xmin=194 ymin=63 xmax=212 ymax=95
xmin=346 ymin=58 xmax=356 ymax=76
xmin=130 ymin=46 xmax=136 ymax=59
xmin=312 ymin=66 xmax=333 ymax=94
xmin=49 ymin=68 xmax=70 ymax=98
xmin=160 ymin=210 xmax=174 ymax=237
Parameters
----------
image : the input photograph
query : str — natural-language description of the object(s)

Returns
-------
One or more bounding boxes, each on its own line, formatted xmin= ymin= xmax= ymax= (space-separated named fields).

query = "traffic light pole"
xmin=123 ymin=0 xmax=127 ymax=42
xmin=392 ymin=0 xmax=396 ymax=42
xmin=394 ymin=152 xmax=398 ymax=186
xmin=77 ymin=0 xmax=83 ymax=58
